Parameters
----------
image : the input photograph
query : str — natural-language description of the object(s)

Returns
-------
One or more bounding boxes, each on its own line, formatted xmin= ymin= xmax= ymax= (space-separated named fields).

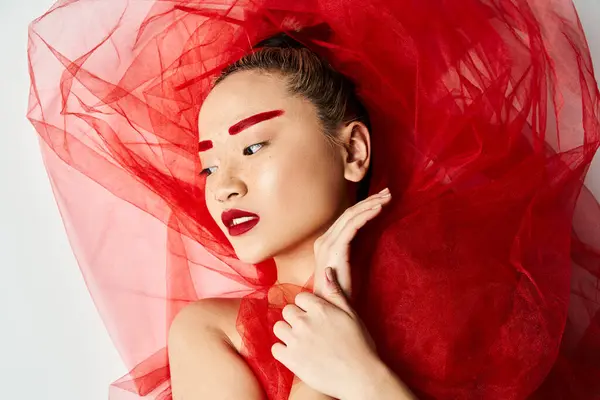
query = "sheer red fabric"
xmin=27 ymin=0 xmax=600 ymax=399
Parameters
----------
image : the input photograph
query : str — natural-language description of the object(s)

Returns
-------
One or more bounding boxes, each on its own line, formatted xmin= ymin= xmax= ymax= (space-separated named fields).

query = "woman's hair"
xmin=215 ymin=31 xmax=372 ymax=200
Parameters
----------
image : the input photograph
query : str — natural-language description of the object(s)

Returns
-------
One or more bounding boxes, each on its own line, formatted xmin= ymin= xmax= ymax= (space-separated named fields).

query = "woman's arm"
xmin=168 ymin=300 xmax=266 ymax=400
xmin=343 ymin=358 xmax=417 ymax=400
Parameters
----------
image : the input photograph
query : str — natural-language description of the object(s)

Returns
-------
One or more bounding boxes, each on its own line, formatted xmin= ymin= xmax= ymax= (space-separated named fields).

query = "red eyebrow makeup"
xmin=228 ymin=109 xmax=284 ymax=135
xmin=198 ymin=109 xmax=284 ymax=152
xmin=198 ymin=140 xmax=213 ymax=152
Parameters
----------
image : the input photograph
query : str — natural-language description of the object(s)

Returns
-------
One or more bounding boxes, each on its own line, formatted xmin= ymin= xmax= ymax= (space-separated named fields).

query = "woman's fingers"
xmin=323 ymin=204 xmax=388 ymax=296
xmin=273 ymin=320 xmax=293 ymax=345
xmin=335 ymin=201 xmax=386 ymax=246
xmin=282 ymin=303 xmax=305 ymax=322
xmin=312 ymin=188 xmax=392 ymax=299
xmin=324 ymin=188 xmax=391 ymax=243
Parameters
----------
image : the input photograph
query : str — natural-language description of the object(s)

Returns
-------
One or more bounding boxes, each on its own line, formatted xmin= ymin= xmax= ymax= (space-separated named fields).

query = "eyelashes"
xmin=243 ymin=142 xmax=264 ymax=156
xmin=200 ymin=141 xmax=268 ymax=177
xmin=199 ymin=166 xmax=217 ymax=177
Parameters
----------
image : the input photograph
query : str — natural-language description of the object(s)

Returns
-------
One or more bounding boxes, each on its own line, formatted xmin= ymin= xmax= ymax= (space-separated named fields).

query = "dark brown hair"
xmin=215 ymin=33 xmax=370 ymax=146
xmin=215 ymin=32 xmax=372 ymax=199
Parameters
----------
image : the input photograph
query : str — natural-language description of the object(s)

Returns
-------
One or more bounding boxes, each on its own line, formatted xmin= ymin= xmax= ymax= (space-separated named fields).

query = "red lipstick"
xmin=221 ymin=209 xmax=260 ymax=236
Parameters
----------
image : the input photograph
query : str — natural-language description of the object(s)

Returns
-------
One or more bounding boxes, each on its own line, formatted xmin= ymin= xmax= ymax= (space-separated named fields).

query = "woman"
xmin=167 ymin=34 xmax=414 ymax=399
xmin=27 ymin=0 xmax=600 ymax=399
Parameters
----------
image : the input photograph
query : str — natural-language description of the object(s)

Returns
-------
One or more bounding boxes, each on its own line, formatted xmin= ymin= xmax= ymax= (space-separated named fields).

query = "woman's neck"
xmin=273 ymin=240 xmax=316 ymax=290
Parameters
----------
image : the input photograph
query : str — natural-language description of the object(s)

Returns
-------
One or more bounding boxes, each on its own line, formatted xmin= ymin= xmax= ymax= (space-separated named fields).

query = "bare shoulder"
xmin=171 ymin=297 xmax=241 ymax=335
xmin=168 ymin=297 xmax=260 ymax=399
xmin=168 ymin=297 xmax=334 ymax=400
xmin=169 ymin=297 xmax=245 ymax=353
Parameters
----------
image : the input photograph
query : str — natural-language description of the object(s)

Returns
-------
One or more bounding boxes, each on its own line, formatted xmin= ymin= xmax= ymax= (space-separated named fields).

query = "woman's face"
xmin=197 ymin=70 xmax=351 ymax=264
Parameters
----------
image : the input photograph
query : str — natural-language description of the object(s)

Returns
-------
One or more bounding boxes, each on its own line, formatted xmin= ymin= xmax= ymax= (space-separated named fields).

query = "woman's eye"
xmin=243 ymin=142 xmax=265 ymax=156
xmin=199 ymin=166 xmax=217 ymax=177
xmin=200 ymin=142 xmax=266 ymax=176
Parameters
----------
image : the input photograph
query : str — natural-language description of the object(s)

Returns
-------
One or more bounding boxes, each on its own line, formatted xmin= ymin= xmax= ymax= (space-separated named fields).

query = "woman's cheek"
xmin=254 ymin=158 xmax=280 ymax=189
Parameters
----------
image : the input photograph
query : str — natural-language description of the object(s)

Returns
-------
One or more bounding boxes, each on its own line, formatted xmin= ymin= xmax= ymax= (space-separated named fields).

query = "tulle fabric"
xmin=27 ymin=0 xmax=600 ymax=399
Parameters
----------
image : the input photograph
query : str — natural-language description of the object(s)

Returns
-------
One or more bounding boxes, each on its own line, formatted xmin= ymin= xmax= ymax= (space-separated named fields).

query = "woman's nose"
xmin=214 ymin=174 xmax=248 ymax=203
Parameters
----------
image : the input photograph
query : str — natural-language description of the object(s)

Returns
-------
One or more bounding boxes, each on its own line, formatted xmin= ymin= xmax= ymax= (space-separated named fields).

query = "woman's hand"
xmin=270 ymin=188 xmax=392 ymax=399
xmin=312 ymin=187 xmax=392 ymax=299
xmin=271 ymin=270 xmax=383 ymax=399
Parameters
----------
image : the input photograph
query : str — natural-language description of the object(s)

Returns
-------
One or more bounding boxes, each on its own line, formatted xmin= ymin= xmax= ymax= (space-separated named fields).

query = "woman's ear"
xmin=338 ymin=121 xmax=371 ymax=183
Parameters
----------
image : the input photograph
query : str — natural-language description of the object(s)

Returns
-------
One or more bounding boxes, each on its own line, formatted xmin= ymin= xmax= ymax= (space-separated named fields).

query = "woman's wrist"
xmin=344 ymin=357 xmax=417 ymax=400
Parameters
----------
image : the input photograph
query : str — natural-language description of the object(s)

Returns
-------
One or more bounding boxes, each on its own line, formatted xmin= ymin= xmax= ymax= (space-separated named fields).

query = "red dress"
xmin=27 ymin=0 xmax=600 ymax=399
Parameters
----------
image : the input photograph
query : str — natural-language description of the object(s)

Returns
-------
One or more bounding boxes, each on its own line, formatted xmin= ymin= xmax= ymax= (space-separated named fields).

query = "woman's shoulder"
xmin=167 ymin=297 xmax=267 ymax=399
xmin=170 ymin=297 xmax=244 ymax=351
xmin=169 ymin=297 xmax=334 ymax=399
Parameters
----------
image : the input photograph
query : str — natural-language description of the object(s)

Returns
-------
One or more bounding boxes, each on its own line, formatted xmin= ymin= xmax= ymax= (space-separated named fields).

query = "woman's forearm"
xmin=343 ymin=358 xmax=417 ymax=400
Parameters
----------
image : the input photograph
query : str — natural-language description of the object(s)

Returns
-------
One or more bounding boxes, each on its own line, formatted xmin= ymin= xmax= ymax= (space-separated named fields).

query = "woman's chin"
xmin=233 ymin=245 xmax=272 ymax=265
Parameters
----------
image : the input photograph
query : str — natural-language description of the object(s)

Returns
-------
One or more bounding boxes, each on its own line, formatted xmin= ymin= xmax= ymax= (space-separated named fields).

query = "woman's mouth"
xmin=221 ymin=209 xmax=260 ymax=237
xmin=227 ymin=217 xmax=260 ymax=236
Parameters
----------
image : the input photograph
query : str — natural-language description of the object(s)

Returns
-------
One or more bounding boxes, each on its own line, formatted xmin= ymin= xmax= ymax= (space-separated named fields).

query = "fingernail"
xmin=379 ymin=187 xmax=390 ymax=194
xmin=325 ymin=267 xmax=334 ymax=283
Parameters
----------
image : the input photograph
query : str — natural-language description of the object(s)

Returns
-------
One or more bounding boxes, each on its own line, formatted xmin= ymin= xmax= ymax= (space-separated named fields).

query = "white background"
xmin=1 ymin=1 xmax=599 ymax=399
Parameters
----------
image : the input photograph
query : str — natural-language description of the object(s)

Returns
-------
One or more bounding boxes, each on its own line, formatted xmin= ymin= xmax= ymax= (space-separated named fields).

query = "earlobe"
xmin=342 ymin=122 xmax=371 ymax=183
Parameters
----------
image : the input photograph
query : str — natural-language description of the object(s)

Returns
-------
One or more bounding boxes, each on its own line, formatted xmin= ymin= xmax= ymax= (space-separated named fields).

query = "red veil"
xmin=27 ymin=0 xmax=600 ymax=399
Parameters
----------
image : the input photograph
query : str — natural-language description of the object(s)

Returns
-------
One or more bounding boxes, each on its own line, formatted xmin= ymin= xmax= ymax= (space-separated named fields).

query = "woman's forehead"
xmin=198 ymin=72 xmax=291 ymax=139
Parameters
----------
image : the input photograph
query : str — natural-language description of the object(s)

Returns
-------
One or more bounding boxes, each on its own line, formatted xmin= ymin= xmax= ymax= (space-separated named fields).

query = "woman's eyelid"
xmin=244 ymin=140 xmax=268 ymax=155
xmin=248 ymin=142 xmax=263 ymax=151
xmin=200 ymin=140 xmax=268 ymax=175
xmin=199 ymin=165 xmax=216 ymax=176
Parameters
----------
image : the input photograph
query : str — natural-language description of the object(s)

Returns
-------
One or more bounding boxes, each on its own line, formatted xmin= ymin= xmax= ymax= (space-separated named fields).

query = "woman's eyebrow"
xmin=198 ymin=140 xmax=213 ymax=152
xmin=198 ymin=109 xmax=284 ymax=152
xmin=228 ymin=109 xmax=284 ymax=135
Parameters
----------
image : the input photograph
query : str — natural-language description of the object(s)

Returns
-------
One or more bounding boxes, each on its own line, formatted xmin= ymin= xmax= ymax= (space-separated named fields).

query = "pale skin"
xmin=168 ymin=70 xmax=417 ymax=399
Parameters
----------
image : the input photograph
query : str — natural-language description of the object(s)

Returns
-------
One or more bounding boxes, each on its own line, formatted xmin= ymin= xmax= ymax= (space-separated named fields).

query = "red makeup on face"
xmin=228 ymin=109 xmax=284 ymax=135
xmin=197 ymin=109 xmax=285 ymax=153
xmin=198 ymin=140 xmax=213 ymax=152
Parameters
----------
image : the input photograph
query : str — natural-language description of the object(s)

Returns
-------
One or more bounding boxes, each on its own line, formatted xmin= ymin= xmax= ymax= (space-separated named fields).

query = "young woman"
xmin=27 ymin=0 xmax=600 ymax=399
xmin=167 ymin=35 xmax=415 ymax=399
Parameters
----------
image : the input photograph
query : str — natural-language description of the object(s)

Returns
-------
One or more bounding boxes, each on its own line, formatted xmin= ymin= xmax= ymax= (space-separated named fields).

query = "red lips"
xmin=221 ymin=209 xmax=260 ymax=237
